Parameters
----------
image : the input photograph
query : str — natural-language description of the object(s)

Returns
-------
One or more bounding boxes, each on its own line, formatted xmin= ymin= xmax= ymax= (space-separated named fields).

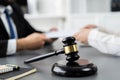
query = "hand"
xmin=74 ymin=28 xmax=92 ymax=44
xmin=17 ymin=33 xmax=46 ymax=51
xmin=74 ymin=24 xmax=97 ymax=44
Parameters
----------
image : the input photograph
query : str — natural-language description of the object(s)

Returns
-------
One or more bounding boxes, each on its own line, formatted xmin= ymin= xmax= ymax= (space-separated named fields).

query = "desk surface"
xmin=0 ymin=40 xmax=120 ymax=80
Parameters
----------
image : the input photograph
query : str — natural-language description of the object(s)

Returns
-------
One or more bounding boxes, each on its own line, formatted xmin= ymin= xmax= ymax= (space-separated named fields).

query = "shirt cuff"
xmin=7 ymin=39 xmax=17 ymax=55
xmin=88 ymin=29 xmax=99 ymax=46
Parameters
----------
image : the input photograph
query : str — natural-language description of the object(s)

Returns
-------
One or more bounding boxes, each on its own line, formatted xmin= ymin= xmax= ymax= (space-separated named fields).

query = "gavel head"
xmin=62 ymin=36 xmax=80 ymax=62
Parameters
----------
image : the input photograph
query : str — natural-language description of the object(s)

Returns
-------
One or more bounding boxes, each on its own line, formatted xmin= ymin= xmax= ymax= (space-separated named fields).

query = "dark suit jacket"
xmin=0 ymin=2 xmax=42 ymax=57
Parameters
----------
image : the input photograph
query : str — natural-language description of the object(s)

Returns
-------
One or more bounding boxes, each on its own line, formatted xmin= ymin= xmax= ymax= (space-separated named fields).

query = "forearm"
xmin=88 ymin=29 xmax=120 ymax=56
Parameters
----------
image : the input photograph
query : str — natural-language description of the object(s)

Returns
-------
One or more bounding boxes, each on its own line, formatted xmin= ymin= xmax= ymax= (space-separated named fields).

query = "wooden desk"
xmin=0 ymin=40 xmax=120 ymax=80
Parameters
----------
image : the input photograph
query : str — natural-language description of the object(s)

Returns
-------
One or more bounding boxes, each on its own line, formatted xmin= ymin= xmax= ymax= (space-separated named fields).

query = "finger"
xmin=84 ymin=24 xmax=97 ymax=29
xmin=73 ymin=32 xmax=79 ymax=37
xmin=49 ymin=27 xmax=58 ymax=32
xmin=40 ymin=34 xmax=48 ymax=40
xmin=41 ymin=41 xmax=45 ymax=45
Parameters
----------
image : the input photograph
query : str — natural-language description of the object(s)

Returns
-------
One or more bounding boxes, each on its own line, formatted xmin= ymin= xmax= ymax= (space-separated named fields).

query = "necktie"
xmin=4 ymin=9 xmax=15 ymax=39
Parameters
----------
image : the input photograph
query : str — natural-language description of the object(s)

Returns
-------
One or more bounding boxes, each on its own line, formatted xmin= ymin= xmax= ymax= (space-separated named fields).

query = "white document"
xmin=45 ymin=30 xmax=77 ymax=38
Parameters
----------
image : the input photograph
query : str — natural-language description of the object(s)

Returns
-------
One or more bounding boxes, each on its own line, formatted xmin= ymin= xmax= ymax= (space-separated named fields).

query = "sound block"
xmin=52 ymin=59 xmax=97 ymax=77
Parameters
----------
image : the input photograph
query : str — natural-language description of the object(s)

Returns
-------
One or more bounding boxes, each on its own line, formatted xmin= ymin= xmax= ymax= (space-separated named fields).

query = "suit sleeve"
xmin=0 ymin=40 xmax=8 ymax=57
xmin=0 ymin=14 xmax=16 ymax=57
xmin=88 ymin=29 xmax=120 ymax=56
xmin=0 ymin=39 xmax=16 ymax=57
xmin=11 ymin=2 xmax=43 ymax=35
xmin=0 ymin=18 xmax=8 ymax=57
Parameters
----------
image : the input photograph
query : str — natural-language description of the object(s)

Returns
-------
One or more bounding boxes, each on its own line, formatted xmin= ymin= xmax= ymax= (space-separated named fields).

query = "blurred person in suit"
xmin=74 ymin=24 xmax=120 ymax=56
xmin=0 ymin=0 xmax=57 ymax=57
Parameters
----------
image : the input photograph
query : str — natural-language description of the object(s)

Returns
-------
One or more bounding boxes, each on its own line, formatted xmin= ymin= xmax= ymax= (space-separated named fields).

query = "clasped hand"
xmin=74 ymin=24 xmax=97 ymax=44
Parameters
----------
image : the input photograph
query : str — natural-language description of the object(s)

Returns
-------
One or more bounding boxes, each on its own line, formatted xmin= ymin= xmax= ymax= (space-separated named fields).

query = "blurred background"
xmin=4 ymin=0 xmax=120 ymax=32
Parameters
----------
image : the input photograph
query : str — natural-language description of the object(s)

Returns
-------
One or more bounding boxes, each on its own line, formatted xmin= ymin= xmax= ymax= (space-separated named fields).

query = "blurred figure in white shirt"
xmin=74 ymin=24 xmax=120 ymax=56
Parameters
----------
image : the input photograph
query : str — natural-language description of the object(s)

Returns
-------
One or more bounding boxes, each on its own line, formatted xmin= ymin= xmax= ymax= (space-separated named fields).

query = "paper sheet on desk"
xmin=45 ymin=30 xmax=76 ymax=38
xmin=45 ymin=30 xmax=89 ymax=47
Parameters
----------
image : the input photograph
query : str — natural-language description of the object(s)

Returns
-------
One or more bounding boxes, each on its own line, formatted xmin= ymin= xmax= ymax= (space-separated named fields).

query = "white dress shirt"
xmin=88 ymin=29 xmax=120 ymax=56
xmin=0 ymin=6 xmax=17 ymax=55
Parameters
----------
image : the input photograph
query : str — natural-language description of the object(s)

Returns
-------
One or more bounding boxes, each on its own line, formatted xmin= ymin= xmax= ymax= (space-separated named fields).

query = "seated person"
xmin=74 ymin=24 xmax=120 ymax=56
xmin=0 ymin=0 xmax=57 ymax=57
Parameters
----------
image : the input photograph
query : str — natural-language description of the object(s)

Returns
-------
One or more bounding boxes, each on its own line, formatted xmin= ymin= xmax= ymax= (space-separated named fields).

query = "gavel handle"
xmin=24 ymin=49 xmax=64 ymax=63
